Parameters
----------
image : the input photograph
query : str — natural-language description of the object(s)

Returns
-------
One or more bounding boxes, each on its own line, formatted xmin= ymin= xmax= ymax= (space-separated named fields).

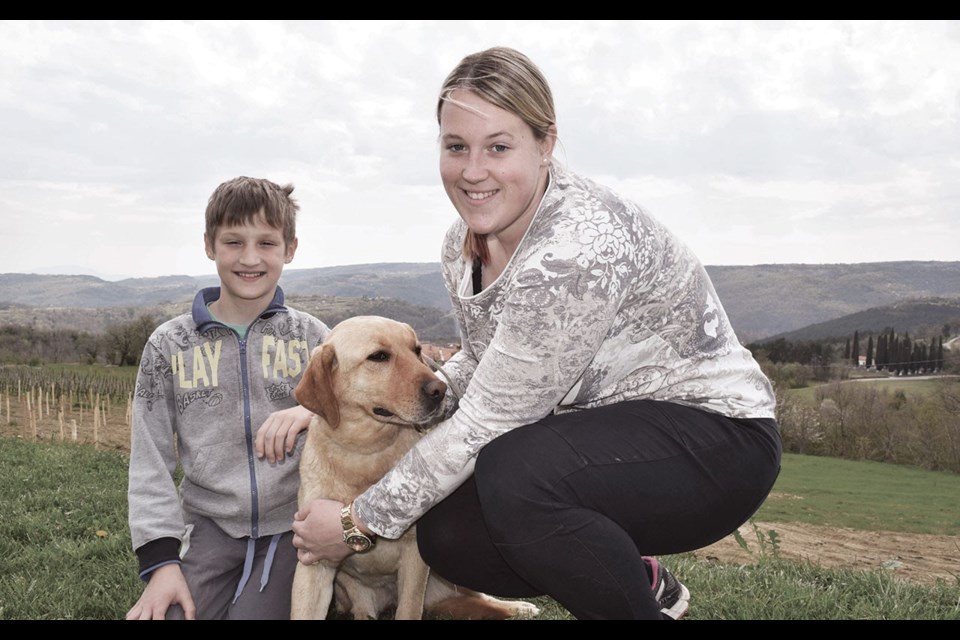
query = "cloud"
xmin=1 ymin=20 xmax=958 ymax=279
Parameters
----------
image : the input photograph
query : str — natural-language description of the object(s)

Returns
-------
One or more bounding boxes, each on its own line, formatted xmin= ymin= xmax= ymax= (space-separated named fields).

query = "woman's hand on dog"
xmin=292 ymin=499 xmax=356 ymax=566
xmin=256 ymin=405 xmax=314 ymax=463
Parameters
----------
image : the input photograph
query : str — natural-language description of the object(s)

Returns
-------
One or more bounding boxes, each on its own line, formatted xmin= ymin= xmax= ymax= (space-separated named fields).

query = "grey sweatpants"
xmin=166 ymin=516 xmax=299 ymax=620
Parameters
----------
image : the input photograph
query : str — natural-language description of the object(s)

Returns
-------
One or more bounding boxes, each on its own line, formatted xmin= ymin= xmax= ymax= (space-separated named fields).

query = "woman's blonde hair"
xmin=437 ymin=47 xmax=557 ymax=264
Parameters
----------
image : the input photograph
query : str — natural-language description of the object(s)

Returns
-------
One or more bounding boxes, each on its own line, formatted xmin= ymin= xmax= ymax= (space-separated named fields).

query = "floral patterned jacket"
xmin=354 ymin=163 xmax=776 ymax=538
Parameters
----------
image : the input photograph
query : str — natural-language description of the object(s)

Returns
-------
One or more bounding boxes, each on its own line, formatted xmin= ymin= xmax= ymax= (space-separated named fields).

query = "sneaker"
xmin=647 ymin=557 xmax=690 ymax=620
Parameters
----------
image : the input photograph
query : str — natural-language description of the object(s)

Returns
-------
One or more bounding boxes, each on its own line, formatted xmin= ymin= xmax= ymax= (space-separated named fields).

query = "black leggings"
xmin=416 ymin=399 xmax=781 ymax=620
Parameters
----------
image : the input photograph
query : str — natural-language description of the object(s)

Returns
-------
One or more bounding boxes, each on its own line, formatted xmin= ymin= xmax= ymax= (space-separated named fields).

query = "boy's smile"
xmin=204 ymin=211 xmax=297 ymax=325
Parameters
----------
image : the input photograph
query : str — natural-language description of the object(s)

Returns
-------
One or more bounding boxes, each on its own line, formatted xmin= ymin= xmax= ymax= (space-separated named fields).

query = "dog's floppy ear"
xmin=294 ymin=344 xmax=341 ymax=428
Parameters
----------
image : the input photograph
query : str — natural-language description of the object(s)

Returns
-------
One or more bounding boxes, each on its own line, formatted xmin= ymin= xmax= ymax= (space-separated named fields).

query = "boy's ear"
xmin=285 ymin=237 xmax=299 ymax=264
xmin=203 ymin=233 xmax=215 ymax=260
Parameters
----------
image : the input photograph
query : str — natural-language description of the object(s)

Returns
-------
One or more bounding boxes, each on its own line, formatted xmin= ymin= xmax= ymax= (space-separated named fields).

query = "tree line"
xmin=844 ymin=328 xmax=945 ymax=374
xmin=772 ymin=377 xmax=960 ymax=474
xmin=3 ymin=315 xmax=960 ymax=474
xmin=0 ymin=292 xmax=467 ymax=370
xmin=4 ymin=314 xmax=956 ymax=376
xmin=749 ymin=325 xmax=954 ymax=381
xmin=752 ymin=326 xmax=959 ymax=474
xmin=0 ymin=315 xmax=158 ymax=367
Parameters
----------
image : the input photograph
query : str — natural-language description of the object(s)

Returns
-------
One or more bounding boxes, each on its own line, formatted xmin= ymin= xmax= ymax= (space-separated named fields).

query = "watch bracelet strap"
xmin=341 ymin=502 xmax=376 ymax=540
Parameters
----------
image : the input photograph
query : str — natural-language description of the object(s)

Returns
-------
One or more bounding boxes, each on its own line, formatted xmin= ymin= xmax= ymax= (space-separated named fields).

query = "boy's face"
xmin=204 ymin=210 xmax=297 ymax=313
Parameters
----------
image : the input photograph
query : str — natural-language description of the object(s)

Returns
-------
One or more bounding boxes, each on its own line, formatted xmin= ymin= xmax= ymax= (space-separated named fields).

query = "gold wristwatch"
xmin=340 ymin=503 xmax=376 ymax=553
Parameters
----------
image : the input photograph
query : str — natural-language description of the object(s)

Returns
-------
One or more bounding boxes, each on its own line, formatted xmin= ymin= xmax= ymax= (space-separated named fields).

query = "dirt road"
xmin=698 ymin=518 xmax=960 ymax=586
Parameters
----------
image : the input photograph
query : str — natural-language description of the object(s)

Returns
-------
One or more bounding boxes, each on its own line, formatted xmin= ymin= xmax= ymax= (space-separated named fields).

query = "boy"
xmin=125 ymin=177 xmax=329 ymax=620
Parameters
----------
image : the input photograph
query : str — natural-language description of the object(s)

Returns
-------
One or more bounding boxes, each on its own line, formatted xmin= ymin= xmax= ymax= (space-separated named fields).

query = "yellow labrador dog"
xmin=290 ymin=315 xmax=540 ymax=620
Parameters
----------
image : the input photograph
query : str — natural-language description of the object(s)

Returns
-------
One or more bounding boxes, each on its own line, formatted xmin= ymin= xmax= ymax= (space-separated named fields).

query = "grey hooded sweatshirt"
xmin=127 ymin=286 xmax=328 ymax=576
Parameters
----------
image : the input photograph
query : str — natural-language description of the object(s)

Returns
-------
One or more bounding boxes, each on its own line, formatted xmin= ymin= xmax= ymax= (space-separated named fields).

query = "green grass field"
xmin=756 ymin=454 xmax=960 ymax=535
xmin=1 ymin=437 xmax=958 ymax=620
xmin=787 ymin=376 xmax=949 ymax=405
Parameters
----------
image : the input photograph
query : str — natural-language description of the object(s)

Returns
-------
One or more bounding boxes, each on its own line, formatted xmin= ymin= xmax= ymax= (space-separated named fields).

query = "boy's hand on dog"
xmin=292 ymin=499 xmax=356 ymax=566
xmin=256 ymin=405 xmax=314 ymax=463
xmin=125 ymin=563 xmax=196 ymax=620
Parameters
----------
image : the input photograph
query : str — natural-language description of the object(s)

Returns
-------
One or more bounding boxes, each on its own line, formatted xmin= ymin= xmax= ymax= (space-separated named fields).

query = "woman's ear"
xmin=541 ymin=124 xmax=558 ymax=161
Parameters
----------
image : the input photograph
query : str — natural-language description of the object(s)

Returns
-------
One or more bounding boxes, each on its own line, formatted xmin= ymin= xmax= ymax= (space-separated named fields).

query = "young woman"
xmin=292 ymin=46 xmax=782 ymax=620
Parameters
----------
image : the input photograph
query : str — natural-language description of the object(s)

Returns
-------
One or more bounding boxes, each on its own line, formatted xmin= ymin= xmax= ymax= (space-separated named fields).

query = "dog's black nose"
xmin=422 ymin=378 xmax=447 ymax=403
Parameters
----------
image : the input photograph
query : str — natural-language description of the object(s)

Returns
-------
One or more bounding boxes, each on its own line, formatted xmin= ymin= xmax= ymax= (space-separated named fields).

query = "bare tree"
xmin=816 ymin=382 xmax=860 ymax=458
xmin=104 ymin=314 xmax=158 ymax=366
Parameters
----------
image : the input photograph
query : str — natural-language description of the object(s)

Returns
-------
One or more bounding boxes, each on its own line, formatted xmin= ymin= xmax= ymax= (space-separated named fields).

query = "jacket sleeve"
xmin=354 ymin=243 xmax=629 ymax=538
xmin=127 ymin=330 xmax=188 ymax=555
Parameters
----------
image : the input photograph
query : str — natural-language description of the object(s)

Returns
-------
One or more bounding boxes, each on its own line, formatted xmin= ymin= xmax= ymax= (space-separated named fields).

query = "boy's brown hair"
xmin=205 ymin=176 xmax=299 ymax=246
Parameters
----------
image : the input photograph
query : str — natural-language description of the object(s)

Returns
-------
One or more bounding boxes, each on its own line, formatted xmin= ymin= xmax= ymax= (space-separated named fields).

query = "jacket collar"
xmin=192 ymin=286 xmax=286 ymax=332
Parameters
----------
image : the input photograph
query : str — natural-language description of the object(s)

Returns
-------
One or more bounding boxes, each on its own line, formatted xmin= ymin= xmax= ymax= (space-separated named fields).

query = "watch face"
xmin=345 ymin=534 xmax=372 ymax=553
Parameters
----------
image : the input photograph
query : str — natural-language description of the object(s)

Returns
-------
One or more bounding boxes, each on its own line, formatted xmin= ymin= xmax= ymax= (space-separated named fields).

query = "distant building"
xmin=421 ymin=342 xmax=461 ymax=364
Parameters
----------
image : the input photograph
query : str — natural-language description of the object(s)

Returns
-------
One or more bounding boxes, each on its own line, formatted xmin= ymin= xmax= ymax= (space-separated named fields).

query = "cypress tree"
xmin=901 ymin=333 xmax=911 ymax=375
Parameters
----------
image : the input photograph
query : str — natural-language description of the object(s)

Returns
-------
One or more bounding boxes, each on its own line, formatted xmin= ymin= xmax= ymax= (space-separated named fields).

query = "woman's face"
xmin=439 ymin=90 xmax=553 ymax=250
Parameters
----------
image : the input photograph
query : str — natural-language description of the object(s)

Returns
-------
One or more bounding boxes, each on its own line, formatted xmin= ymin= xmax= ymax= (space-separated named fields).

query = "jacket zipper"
xmin=238 ymin=335 xmax=260 ymax=539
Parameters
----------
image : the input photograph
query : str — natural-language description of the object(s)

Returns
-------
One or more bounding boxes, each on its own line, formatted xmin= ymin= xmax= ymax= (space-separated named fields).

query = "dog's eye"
xmin=367 ymin=351 xmax=390 ymax=362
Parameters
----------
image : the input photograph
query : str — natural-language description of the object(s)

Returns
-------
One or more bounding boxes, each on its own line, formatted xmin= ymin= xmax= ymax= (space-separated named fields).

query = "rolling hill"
xmin=757 ymin=297 xmax=960 ymax=343
xmin=1 ymin=260 xmax=958 ymax=343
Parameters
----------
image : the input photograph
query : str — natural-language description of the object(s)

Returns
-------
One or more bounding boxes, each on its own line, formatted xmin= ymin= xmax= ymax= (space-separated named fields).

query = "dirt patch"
xmin=697 ymin=520 xmax=960 ymax=586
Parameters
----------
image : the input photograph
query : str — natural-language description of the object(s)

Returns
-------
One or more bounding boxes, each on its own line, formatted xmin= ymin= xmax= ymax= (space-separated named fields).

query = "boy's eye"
xmin=447 ymin=143 xmax=465 ymax=152
xmin=492 ymin=144 xmax=508 ymax=153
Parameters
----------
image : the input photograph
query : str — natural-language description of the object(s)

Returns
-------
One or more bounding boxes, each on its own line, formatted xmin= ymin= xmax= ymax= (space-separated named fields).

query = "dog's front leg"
xmin=393 ymin=553 xmax=431 ymax=620
xmin=290 ymin=562 xmax=337 ymax=620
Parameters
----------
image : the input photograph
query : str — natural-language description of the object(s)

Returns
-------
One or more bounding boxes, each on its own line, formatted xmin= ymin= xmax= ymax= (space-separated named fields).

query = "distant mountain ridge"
xmin=702 ymin=261 xmax=960 ymax=341
xmin=756 ymin=297 xmax=960 ymax=344
xmin=1 ymin=261 xmax=958 ymax=342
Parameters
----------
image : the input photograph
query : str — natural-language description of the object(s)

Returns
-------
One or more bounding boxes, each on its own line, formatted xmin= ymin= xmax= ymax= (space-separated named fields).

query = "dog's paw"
xmin=506 ymin=600 xmax=540 ymax=619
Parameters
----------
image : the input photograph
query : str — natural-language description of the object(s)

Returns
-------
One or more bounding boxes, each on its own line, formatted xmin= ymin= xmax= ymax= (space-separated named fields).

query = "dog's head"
xmin=294 ymin=315 xmax=449 ymax=432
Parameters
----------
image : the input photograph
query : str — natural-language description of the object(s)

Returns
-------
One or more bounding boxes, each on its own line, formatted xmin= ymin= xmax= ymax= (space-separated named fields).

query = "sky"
xmin=2 ymin=20 xmax=958 ymax=281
